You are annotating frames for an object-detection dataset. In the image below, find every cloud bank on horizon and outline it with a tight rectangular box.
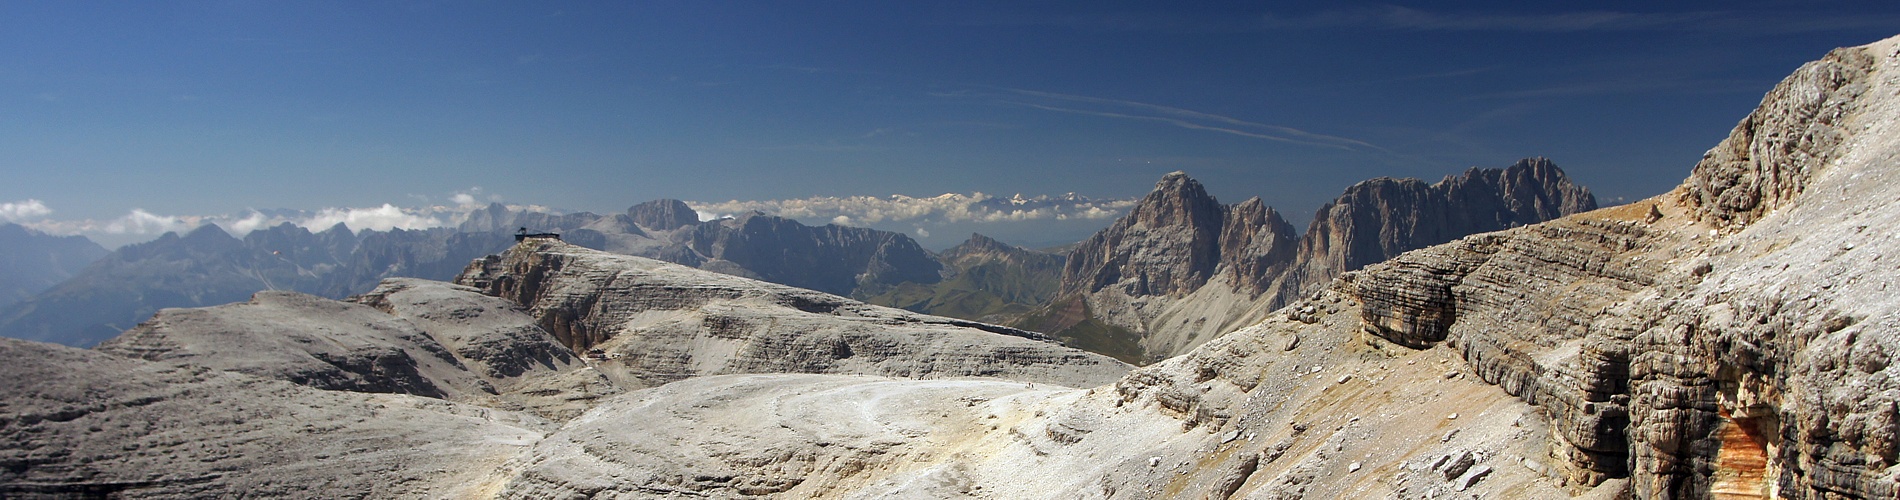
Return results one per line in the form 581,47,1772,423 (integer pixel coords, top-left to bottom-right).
0,189,1141,249
688,192,1139,227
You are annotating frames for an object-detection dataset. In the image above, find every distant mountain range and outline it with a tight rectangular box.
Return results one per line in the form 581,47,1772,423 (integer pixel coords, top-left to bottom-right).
0,200,949,347
1,160,1594,354
858,232,1066,324
0,223,108,309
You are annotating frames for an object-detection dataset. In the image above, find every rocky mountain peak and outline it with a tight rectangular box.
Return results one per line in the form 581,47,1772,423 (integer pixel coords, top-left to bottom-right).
939,233,1061,272
1217,197,1299,293
626,199,700,231
317,222,352,236
942,233,1015,261
181,224,242,249
1134,170,1223,228
456,202,514,233
1061,171,1227,298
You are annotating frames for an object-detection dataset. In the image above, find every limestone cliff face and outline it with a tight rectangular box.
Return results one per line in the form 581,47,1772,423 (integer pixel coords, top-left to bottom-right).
1341,38,1900,499
1042,160,1593,362
1681,46,1872,230
1627,41,1896,499
1218,197,1300,294
456,239,1129,389
1297,157,1596,284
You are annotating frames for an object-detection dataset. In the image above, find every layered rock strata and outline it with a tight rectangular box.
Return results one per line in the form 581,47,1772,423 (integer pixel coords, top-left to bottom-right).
1348,37,1900,499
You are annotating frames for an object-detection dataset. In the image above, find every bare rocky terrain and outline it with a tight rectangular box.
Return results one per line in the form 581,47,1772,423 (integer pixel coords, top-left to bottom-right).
0,34,1895,500
473,35,1900,499
455,240,1130,390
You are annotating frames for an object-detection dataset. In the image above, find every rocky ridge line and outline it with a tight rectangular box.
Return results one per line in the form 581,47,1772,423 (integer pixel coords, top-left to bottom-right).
1039,157,1595,362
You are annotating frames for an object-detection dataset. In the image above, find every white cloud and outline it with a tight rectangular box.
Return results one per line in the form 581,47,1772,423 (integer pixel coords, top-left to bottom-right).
17,191,530,247
222,211,275,235
450,186,488,208
0,199,53,221
302,204,443,232
103,209,198,235
914,227,930,238
690,192,1138,227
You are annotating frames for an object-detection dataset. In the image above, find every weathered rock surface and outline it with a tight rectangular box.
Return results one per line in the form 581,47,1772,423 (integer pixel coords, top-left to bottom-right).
93,280,607,419
96,290,495,400
1035,159,1594,362
0,337,551,499
488,290,1573,499
457,239,1130,390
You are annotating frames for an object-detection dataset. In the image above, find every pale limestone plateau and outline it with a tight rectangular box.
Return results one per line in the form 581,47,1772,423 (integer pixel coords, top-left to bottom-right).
454,241,1130,390
1,242,1127,497
1,35,1898,500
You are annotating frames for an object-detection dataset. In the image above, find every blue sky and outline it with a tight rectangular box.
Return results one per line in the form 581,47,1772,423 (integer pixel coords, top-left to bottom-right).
3,1,1897,248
